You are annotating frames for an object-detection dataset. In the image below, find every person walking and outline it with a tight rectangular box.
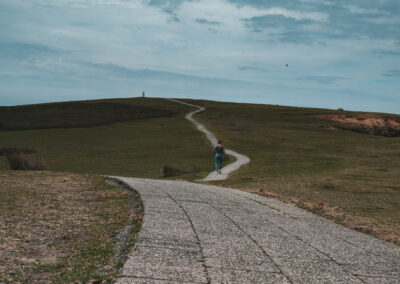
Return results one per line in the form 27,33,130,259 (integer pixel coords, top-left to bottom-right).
214,140,225,174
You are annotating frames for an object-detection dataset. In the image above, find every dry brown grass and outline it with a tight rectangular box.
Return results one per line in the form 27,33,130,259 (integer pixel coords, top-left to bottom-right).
316,114,400,137
0,171,143,283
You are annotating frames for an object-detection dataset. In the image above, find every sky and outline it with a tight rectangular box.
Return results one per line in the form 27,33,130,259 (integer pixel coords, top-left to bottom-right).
0,0,399,113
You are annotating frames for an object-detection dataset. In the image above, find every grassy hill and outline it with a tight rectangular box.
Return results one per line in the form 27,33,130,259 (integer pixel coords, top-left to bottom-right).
184,99,400,244
1,97,399,245
0,98,212,179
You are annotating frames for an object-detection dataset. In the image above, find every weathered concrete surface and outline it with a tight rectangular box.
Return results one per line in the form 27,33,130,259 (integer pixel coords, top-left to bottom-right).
115,177,400,283
166,99,250,181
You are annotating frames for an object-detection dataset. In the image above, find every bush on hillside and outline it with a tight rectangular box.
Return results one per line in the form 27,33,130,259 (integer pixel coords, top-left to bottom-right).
5,150,47,171
161,164,182,177
161,164,201,178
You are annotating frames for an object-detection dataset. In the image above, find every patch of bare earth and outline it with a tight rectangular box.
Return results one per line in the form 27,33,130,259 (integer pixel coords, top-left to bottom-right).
0,171,143,283
317,114,400,137
247,188,400,245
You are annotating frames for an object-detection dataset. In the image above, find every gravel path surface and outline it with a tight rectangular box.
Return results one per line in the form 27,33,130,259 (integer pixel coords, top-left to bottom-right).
166,99,250,181
115,177,400,284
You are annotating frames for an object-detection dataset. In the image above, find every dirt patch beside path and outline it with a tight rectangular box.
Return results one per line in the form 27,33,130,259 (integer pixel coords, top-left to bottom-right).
0,171,143,283
317,114,400,137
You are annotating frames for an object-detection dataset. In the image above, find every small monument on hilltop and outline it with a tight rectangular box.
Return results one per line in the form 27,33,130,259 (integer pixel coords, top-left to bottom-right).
142,91,145,98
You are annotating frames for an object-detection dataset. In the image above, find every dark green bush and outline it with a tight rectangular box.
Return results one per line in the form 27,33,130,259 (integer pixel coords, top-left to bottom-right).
5,151,47,170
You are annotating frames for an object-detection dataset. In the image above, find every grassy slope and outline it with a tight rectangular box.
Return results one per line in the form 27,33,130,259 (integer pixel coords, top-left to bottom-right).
2,97,399,244
185,99,400,243
0,98,212,179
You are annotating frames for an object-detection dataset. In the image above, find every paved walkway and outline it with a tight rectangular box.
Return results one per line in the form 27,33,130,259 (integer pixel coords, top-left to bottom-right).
166,99,250,181
115,178,400,283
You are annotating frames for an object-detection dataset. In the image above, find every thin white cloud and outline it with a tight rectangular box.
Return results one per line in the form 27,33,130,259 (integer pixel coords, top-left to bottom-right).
344,5,386,15
364,17,400,25
261,7,328,22
177,0,328,33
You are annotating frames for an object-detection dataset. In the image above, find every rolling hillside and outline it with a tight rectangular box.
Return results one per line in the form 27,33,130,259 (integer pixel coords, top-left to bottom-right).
186,99,400,244
1,97,399,244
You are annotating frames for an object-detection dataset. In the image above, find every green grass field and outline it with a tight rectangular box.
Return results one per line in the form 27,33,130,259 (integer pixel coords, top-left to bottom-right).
0,98,212,179
184,99,400,244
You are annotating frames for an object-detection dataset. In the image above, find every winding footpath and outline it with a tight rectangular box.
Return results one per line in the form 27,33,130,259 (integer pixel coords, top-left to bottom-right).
113,99,400,283
166,99,250,181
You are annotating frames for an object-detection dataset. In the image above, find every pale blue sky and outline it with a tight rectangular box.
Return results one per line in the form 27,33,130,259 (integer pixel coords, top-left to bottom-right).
1,0,399,113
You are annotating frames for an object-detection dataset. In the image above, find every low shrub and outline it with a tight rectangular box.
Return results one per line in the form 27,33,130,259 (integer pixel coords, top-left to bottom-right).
5,151,47,171
161,164,201,178
161,164,182,177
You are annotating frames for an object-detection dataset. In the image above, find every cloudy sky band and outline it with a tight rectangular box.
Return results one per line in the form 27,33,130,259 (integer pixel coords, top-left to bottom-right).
0,0,399,113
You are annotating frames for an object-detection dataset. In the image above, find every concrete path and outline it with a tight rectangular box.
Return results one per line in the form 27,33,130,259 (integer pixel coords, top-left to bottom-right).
166,99,250,181
115,177,400,283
